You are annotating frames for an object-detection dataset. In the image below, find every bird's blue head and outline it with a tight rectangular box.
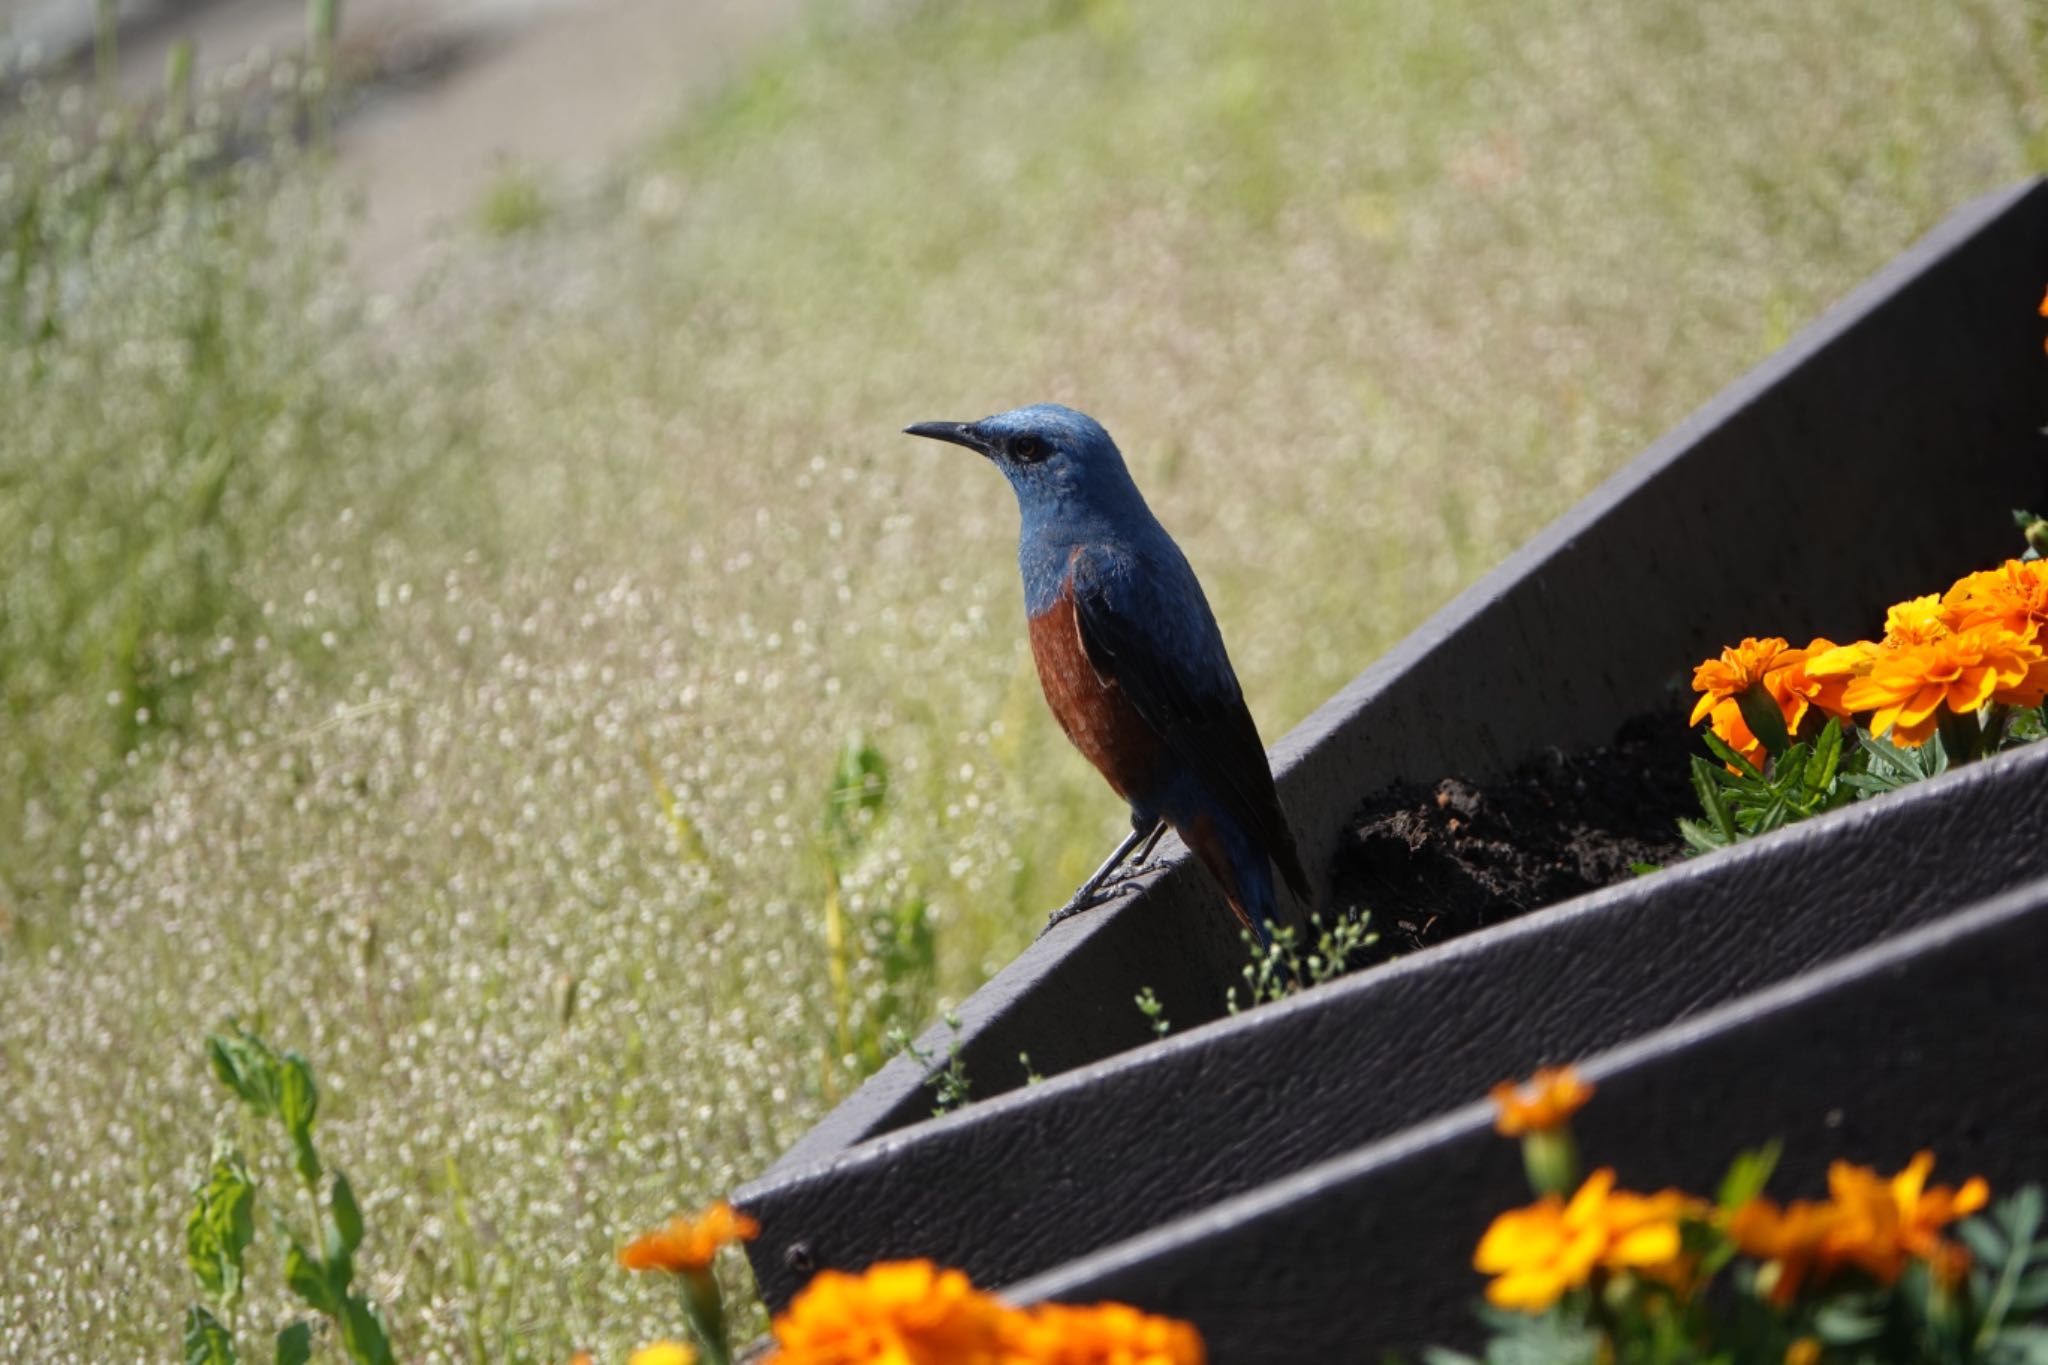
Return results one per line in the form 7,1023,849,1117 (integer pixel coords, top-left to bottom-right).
903,404,1144,522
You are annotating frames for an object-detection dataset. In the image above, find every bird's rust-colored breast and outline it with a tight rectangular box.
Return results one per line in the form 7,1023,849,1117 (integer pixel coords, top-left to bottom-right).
1028,584,1165,801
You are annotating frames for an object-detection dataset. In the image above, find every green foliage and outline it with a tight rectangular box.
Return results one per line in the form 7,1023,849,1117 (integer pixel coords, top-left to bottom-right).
183,1305,239,1365
1681,719,1855,853
1965,1187,2048,1352
0,71,485,946
1685,703,2047,851
475,162,550,237
274,1321,313,1365
819,735,938,1079
1716,1141,1783,1213
893,1012,972,1116
187,1026,393,1365
186,1147,256,1312
1226,910,1377,1013
2012,508,2047,562
1135,986,1172,1038
1841,725,1953,798
1426,1307,1603,1365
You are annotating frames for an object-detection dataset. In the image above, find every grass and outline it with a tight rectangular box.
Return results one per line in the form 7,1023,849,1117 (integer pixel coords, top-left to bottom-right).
2,0,2043,1357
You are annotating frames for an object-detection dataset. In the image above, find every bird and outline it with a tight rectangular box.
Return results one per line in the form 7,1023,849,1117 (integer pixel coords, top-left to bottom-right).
904,403,1310,944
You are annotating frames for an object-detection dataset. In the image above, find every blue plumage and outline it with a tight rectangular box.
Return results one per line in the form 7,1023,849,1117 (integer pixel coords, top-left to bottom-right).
905,404,1310,942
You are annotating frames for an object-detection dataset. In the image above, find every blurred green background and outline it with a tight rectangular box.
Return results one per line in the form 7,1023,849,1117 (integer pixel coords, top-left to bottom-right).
2,0,2043,1357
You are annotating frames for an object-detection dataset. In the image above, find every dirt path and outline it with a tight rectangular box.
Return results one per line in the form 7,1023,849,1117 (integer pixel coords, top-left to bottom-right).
1,0,806,288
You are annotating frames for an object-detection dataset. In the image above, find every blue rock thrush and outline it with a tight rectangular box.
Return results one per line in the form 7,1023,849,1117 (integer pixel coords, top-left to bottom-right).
905,404,1310,942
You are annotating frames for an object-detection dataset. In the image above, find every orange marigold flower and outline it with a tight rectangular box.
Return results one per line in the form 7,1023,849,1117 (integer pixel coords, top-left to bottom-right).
1689,637,1814,768
2039,283,2048,317
627,1343,697,1365
1474,1169,1696,1312
1944,559,2048,645
1730,1153,1988,1303
770,1260,1019,1365
1773,637,1860,723
1012,1302,1207,1365
619,1201,760,1274
1804,639,1881,683
1883,594,1954,646
1728,1196,1843,1305
1824,1151,1989,1285
1689,637,1806,726
1491,1067,1594,1136
1784,1338,1822,1365
1840,626,2048,745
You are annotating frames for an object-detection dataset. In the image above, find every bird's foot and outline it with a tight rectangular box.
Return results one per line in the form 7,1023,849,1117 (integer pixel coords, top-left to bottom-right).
1040,875,1144,935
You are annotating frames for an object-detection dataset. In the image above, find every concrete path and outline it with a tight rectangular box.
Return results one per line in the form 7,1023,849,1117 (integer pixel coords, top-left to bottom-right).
1,0,805,287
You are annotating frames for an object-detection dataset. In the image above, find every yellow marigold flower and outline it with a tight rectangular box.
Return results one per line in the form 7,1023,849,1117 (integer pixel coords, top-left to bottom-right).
619,1201,760,1274
1490,1067,1593,1136
1474,1169,1694,1312
770,1259,1019,1365
628,1343,697,1365
1944,559,2048,645
1012,1301,1207,1365
1784,1338,1822,1365
1840,626,2048,745
1689,637,1813,768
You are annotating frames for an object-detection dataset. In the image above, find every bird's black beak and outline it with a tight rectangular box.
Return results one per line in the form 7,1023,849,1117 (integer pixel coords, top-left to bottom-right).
903,421,992,456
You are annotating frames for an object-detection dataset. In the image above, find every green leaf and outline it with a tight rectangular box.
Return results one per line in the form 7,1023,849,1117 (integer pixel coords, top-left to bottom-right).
1689,756,1737,842
279,1053,318,1134
1716,1140,1782,1210
274,1322,313,1365
1989,1325,2048,1364
1961,1216,2011,1267
822,733,890,850
184,1305,239,1365
2014,1267,2048,1312
1810,718,1843,792
327,1172,363,1260
1421,1351,1482,1365
1699,729,1765,782
186,1150,256,1308
341,1297,396,1365
1774,741,1810,792
1678,817,1729,854
206,1027,281,1116
285,1240,342,1317
1813,1300,1885,1343
1734,686,1790,757
279,1053,321,1184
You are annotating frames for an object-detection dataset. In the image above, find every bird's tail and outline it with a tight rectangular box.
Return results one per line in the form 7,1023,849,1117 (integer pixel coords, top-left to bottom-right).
1271,825,1311,908
1182,812,1281,950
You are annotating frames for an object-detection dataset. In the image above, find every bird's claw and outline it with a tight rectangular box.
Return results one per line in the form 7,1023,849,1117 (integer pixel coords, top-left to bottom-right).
1040,872,1148,935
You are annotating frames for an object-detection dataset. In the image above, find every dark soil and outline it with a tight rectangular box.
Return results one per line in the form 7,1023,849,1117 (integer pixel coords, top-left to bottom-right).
1328,714,1696,962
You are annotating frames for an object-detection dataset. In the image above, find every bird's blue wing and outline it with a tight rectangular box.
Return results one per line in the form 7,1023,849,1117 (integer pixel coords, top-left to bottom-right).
1068,543,1310,902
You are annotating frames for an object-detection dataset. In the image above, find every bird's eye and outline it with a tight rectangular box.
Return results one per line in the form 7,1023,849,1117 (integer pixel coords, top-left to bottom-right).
1012,436,1045,461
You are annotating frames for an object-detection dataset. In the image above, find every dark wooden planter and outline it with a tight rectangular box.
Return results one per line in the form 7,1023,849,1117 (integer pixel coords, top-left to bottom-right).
736,176,2048,1320
1008,870,2048,1361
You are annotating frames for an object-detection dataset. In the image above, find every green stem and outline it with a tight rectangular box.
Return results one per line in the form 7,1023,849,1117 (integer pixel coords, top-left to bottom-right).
1935,706,1982,766
680,1270,732,1365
